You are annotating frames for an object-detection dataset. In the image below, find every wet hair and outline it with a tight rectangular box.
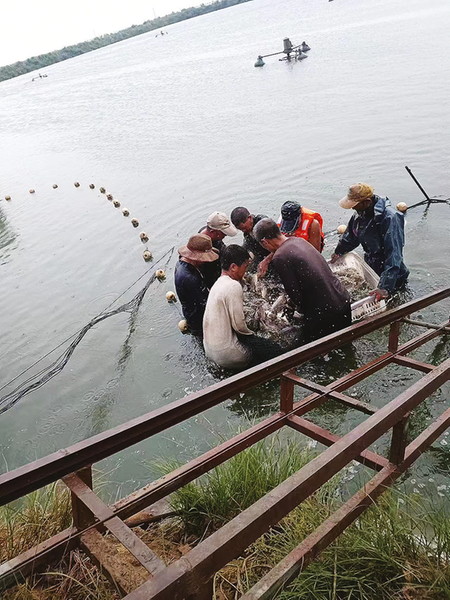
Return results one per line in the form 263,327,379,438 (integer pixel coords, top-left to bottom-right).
221,244,250,270
253,218,282,242
230,207,250,227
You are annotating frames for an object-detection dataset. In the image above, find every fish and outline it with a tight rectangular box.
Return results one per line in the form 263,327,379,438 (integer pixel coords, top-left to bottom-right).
243,273,301,346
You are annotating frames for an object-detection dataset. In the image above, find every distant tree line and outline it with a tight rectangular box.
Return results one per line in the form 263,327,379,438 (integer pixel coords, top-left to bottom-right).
0,0,252,83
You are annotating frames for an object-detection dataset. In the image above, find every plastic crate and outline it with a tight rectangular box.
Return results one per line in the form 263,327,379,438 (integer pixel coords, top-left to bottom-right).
329,252,387,321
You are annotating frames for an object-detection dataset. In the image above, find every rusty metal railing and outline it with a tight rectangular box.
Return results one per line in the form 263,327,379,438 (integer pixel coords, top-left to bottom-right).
1,287,450,599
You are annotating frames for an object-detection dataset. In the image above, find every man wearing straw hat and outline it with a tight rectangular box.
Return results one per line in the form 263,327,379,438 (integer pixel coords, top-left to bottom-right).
175,234,219,335
332,183,409,300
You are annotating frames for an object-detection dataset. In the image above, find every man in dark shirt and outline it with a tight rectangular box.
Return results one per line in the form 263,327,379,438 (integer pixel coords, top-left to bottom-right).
198,211,237,289
332,183,409,301
174,234,219,335
254,218,351,342
230,207,271,264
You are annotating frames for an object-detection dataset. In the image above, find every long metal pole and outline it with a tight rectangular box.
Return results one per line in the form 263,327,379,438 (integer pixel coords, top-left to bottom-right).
405,165,431,202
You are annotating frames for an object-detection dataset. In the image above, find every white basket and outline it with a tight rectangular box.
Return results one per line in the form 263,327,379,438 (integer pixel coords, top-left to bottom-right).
329,252,387,321
350,296,387,321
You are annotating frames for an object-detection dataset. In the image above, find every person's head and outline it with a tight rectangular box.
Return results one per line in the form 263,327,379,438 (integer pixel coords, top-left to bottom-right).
178,233,219,266
339,183,374,212
221,244,250,281
253,218,285,253
231,207,253,234
206,211,238,240
279,201,302,235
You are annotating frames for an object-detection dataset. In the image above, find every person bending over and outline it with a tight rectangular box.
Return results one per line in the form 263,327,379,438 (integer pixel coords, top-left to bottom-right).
331,183,409,301
199,211,237,289
203,245,282,370
254,218,351,342
278,200,324,253
175,234,219,335
257,200,325,276
230,207,271,264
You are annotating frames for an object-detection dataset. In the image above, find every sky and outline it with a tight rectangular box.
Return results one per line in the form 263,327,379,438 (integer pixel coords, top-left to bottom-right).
0,0,198,66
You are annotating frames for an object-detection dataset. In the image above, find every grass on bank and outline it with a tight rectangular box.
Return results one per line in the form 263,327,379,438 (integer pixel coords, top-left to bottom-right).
2,436,450,599
0,483,72,563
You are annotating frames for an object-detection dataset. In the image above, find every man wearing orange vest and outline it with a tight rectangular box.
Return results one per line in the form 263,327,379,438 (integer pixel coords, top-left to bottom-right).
277,200,324,253
258,201,325,277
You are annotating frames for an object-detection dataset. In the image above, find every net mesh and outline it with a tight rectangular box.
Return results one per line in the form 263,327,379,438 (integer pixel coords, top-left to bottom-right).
0,247,174,415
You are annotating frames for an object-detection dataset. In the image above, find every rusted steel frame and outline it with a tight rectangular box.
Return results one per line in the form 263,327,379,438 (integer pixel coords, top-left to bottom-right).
389,414,410,464
0,526,78,592
70,466,95,529
63,473,164,574
116,349,407,523
283,372,377,414
3,319,440,577
389,320,401,352
242,404,450,600
402,317,450,332
392,355,435,373
0,357,390,592
241,462,397,599
1,319,447,589
124,358,450,600
280,376,294,413
0,414,288,587
287,415,389,472
80,529,132,596
2,288,449,506
288,320,449,420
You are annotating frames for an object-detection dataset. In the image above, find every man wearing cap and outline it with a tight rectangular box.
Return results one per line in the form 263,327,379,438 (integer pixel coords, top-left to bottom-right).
175,234,219,336
230,207,271,264
332,183,409,300
203,245,282,369
254,218,351,342
277,201,324,253
256,200,324,277
199,211,238,289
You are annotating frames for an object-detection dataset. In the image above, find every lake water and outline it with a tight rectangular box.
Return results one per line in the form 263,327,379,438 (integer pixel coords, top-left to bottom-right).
1,0,450,500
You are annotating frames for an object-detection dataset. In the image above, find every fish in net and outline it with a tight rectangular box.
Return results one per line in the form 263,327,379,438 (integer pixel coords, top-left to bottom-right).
334,267,372,301
243,273,302,347
0,248,174,415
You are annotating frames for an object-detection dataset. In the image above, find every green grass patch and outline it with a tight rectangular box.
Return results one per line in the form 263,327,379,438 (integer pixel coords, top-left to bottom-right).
0,483,72,563
159,434,317,536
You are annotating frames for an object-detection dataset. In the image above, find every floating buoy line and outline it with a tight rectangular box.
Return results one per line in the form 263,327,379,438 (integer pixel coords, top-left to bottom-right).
1,180,152,263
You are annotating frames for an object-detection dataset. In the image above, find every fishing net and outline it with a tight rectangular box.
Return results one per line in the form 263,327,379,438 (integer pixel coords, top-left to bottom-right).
0,247,174,415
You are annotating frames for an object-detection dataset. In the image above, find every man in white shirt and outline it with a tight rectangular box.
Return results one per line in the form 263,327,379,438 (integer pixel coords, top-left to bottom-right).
203,245,282,370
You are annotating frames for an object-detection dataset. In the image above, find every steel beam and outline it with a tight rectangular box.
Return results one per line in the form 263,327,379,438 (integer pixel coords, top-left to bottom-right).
1,288,448,506
287,415,388,471
124,358,450,600
392,355,435,372
63,473,164,575
242,404,450,599
283,373,377,414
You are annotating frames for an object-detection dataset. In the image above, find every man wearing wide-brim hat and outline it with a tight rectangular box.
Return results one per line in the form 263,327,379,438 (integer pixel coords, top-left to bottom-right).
332,183,409,300
175,234,219,335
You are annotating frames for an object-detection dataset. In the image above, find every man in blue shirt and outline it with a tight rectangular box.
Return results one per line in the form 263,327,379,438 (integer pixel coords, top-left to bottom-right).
175,234,219,335
332,183,409,301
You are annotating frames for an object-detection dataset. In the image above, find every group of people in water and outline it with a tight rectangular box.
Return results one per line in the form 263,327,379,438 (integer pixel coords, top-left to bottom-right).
174,183,409,370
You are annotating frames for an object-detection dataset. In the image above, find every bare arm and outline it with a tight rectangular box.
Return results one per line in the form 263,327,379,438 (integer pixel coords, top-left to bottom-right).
308,219,322,253
257,252,274,277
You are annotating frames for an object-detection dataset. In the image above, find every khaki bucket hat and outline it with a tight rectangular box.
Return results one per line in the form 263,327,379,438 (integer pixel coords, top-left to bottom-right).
178,234,219,262
339,183,374,209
